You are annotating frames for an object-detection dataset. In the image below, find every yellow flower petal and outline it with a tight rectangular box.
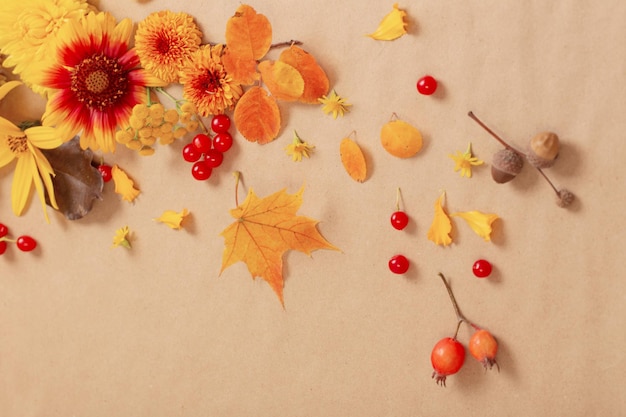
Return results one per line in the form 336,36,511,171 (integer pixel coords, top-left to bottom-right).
427,193,453,246
11,155,35,217
0,81,22,101
112,226,132,249
367,3,408,41
111,165,140,202
155,209,189,230
451,211,499,242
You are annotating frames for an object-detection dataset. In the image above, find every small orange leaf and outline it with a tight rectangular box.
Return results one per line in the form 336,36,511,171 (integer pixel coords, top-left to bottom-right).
223,4,272,85
234,86,281,144
220,186,339,306
279,45,330,104
258,60,304,101
381,118,423,158
340,137,367,182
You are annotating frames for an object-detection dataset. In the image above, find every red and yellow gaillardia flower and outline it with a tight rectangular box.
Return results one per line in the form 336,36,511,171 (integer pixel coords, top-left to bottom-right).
38,12,164,153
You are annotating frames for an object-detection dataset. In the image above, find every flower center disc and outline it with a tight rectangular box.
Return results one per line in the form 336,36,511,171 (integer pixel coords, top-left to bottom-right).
71,53,129,111
85,70,109,93
8,135,29,155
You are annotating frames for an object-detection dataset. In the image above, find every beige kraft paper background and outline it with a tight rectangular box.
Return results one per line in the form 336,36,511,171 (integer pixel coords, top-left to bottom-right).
1,1,625,416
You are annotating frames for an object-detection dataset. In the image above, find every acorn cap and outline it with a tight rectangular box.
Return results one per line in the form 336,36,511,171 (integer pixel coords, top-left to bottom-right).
491,148,524,183
527,131,560,168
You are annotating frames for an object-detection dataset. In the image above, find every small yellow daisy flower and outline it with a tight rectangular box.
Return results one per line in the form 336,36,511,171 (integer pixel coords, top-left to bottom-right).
449,142,484,178
319,90,351,119
285,131,314,162
112,226,132,249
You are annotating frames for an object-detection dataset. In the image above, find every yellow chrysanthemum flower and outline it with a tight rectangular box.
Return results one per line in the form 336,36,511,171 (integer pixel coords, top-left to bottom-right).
285,131,314,162
0,0,95,96
180,44,243,117
134,11,202,84
0,81,64,222
319,90,351,119
112,226,131,249
449,143,484,178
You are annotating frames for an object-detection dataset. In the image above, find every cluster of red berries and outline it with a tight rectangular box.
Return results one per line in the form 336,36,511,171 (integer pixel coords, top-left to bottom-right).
388,188,411,274
0,222,37,255
182,114,234,181
431,273,499,387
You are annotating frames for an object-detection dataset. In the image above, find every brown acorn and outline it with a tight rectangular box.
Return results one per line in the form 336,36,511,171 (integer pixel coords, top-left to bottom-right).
526,132,560,168
491,148,524,183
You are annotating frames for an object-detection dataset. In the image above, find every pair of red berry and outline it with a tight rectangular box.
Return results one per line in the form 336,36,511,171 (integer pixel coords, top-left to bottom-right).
388,188,411,274
430,273,499,387
0,223,37,255
182,114,233,181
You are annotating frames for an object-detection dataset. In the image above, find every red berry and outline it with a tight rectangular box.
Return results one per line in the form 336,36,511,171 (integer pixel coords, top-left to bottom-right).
0,223,8,238
182,143,202,162
16,235,37,252
97,164,113,182
431,337,466,386
417,75,438,95
0,241,7,255
388,254,409,274
213,132,233,152
469,329,499,371
472,259,492,278
191,160,212,181
204,149,224,168
390,211,409,230
192,133,212,154
211,114,231,133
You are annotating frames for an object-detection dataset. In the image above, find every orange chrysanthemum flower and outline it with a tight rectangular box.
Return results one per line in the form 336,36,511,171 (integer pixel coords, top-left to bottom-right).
134,10,202,84
179,44,243,117
38,12,164,153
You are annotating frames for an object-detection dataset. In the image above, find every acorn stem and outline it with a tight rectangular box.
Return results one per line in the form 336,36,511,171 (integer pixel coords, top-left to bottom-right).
535,166,560,195
467,111,525,156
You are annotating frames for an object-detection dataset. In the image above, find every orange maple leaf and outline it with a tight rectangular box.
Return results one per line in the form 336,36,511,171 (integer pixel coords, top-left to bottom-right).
219,186,339,306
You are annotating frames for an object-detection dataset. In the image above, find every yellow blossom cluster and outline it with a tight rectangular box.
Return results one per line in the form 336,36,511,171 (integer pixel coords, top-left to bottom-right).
116,101,200,155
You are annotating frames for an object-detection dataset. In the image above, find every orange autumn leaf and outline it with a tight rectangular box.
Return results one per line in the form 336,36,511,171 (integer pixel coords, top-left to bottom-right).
279,45,330,103
234,86,281,144
258,60,304,101
427,193,452,246
340,137,367,182
223,4,272,85
220,186,339,306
